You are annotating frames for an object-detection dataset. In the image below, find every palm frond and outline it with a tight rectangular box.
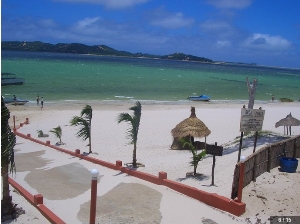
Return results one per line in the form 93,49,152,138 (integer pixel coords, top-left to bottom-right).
70,116,85,126
49,126,62,138
1,100,16,173
117,113,133,124
1,131,16,173
81,105,92,120
129,101,142,118
70,116,90,140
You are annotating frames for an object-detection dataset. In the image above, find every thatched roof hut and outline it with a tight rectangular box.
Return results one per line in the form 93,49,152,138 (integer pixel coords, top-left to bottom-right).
171,107,211,150
275,113,300,135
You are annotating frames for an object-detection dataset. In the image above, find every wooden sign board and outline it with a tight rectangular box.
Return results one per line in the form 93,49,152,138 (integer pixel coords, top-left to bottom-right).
206,144,223,156
240,108,265,132
193,141,223,156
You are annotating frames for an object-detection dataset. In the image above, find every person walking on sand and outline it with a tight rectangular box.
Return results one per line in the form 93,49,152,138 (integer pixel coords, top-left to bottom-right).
37,95,40,105
41,97,44,109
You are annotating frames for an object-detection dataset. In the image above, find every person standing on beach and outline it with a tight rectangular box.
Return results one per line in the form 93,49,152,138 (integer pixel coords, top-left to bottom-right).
272,95,275,101
13,95,17,106
41,97,44,109
37,95,40,105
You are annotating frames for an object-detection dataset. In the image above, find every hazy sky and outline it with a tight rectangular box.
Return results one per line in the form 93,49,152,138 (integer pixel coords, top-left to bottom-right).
2,0,300,68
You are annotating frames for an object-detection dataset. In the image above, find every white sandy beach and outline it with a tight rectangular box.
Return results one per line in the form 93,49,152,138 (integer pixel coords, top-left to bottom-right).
4,101,300,224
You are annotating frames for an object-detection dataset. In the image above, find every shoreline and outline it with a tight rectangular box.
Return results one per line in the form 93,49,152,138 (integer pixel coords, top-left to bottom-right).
8,98,299,107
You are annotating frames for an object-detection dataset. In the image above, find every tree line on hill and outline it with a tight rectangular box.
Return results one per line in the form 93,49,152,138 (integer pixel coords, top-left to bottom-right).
1,41,213,63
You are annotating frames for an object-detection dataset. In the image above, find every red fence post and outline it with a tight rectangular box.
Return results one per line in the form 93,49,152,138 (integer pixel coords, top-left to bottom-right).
90,169,99,224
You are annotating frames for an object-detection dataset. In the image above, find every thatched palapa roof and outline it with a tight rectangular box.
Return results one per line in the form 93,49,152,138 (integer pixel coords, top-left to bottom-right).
275,113,300,127
171,107,211,139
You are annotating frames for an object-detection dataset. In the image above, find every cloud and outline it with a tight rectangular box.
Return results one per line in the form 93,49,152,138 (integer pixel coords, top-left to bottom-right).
207,0,252,9
54,0,149,9
73,17,101,30
213,40,231,48
38,19,57,28
242,33,292,51
200,20,241,39
148,7,194,29
200,20,232,31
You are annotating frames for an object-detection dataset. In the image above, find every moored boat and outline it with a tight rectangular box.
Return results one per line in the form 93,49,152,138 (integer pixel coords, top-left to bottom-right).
1,73,25,86
279,98,293,102
3,97,29,105
187,94,211,101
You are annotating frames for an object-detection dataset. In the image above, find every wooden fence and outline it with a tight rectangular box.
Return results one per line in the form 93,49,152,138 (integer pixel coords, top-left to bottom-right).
231,135,300,199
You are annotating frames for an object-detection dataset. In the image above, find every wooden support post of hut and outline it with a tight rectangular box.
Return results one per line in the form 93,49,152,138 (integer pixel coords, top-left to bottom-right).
275,113,300,136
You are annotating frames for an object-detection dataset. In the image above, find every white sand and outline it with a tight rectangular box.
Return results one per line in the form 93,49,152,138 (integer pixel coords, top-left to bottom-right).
5,101,300,223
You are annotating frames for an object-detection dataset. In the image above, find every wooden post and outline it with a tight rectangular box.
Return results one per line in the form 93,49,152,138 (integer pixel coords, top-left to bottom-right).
211,142,217,186
211,155,216,186
253,107,263,153
237,161,245,203
252,154,257,182
246,77,258,109
253,131,258,153
267,146,272,172
246,77,259,155
293,139,297,159
238,132,243,163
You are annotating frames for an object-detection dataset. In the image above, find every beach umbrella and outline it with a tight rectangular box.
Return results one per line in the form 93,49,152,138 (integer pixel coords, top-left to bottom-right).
275,113,300,135
171,107,211,150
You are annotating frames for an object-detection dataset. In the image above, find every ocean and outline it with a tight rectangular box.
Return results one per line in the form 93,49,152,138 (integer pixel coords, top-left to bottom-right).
1,50,300,104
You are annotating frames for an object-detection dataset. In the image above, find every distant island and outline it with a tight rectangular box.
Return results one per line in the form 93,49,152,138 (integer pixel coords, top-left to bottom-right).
2,41,213,63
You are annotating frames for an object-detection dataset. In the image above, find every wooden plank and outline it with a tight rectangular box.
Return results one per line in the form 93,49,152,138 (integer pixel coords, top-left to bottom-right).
267,146,271,172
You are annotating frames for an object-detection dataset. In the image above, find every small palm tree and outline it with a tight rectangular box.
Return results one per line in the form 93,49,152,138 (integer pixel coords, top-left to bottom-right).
70,105,92,153
37,130,44,137
37,130,49,137
1,96,17,217
50,126,63,145
117,101,142,168
180,138,206,176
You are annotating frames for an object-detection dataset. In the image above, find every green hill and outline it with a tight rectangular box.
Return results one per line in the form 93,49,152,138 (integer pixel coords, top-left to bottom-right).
1,41,212,63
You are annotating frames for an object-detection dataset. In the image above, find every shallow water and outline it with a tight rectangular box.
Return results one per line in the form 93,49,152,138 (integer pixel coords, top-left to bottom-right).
2,51,300,103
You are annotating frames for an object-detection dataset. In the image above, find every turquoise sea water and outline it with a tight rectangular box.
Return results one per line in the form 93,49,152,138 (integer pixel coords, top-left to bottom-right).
1,51,300,103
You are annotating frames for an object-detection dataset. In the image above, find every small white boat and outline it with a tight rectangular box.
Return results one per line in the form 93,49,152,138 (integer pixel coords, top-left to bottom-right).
187,95,211,101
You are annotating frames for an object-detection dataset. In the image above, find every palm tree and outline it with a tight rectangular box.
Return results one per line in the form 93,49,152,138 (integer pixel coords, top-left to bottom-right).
49,126,63,145
70,105,92,153
180,138,206,176
1,96,17,217
37,130,49,137
117,101,142,168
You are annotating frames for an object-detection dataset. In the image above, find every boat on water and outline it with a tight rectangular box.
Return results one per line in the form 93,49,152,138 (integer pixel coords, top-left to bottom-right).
279,98,294,102
1,73,25,86
3,97,29,105
187,94,211,101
